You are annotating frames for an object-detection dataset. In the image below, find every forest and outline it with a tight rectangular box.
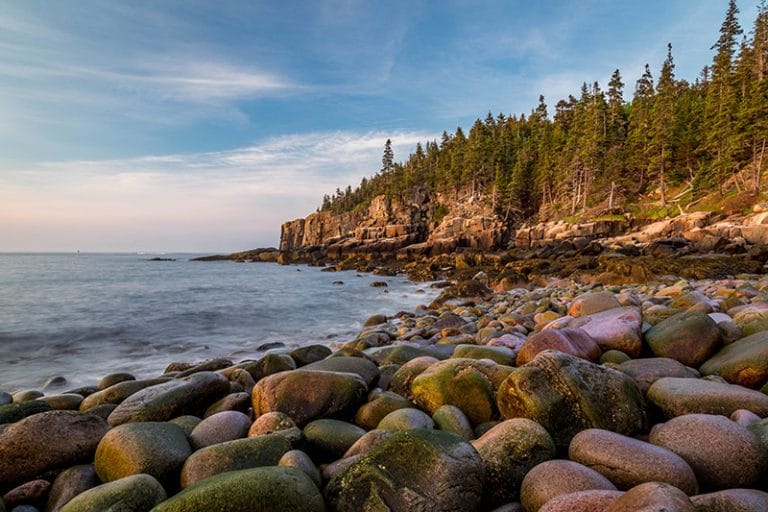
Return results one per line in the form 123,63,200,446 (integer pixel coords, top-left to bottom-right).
320,1,768,224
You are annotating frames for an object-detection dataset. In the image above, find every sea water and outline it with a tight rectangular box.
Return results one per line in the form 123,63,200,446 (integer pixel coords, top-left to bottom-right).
0,253,437,392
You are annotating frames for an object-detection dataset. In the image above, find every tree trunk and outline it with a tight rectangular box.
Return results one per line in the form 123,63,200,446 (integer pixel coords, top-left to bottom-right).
609,181,616,210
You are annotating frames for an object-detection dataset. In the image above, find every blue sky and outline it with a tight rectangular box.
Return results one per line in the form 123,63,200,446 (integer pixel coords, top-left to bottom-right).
0,1,760,252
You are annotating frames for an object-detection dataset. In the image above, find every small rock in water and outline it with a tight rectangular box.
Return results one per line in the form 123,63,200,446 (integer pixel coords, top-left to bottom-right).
332,280,344,285
370,281,388,287
256,342,285,351
41,376,67,390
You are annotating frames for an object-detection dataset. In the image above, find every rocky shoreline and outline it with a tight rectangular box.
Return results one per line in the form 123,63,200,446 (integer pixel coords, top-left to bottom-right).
0,272,767,510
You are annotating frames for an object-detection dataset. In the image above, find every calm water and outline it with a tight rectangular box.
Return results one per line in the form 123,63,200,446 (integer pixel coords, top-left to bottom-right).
0,253,436,392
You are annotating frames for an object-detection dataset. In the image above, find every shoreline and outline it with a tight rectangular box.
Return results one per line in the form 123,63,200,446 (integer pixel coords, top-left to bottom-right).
0,270,767,510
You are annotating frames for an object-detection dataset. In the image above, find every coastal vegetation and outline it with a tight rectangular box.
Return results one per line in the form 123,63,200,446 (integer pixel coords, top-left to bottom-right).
321,0,768,224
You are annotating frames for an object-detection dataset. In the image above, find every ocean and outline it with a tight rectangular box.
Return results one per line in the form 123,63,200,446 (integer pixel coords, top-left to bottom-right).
0,253,436,393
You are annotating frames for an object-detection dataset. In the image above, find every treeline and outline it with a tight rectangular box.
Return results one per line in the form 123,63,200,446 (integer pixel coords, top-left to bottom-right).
321,1,768,222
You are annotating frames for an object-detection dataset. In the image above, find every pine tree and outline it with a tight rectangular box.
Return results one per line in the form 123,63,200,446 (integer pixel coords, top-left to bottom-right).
650,44,677,206
627,64,655,192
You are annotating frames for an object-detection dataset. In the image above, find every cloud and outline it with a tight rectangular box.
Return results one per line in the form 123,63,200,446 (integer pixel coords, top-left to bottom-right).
0,130,432,252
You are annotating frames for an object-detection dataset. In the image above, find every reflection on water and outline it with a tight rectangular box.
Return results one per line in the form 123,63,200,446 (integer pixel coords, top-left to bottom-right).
0,253,435,392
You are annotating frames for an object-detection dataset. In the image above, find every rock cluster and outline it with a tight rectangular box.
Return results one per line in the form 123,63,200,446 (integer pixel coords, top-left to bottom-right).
2,274,768,511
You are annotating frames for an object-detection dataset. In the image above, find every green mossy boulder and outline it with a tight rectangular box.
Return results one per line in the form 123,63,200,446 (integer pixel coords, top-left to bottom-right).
699,330,768,389
0,400,51,424
411,358,510,425
646,310,722,367
432,404,474,440
471,418,556,508
107,372,230,426
152,467,325,512
303,419,366,462
354,390,412,430
325,429,484,512
452,344,516,365
180,433,292,488
377,408,435,431
59,474,166,512
388,356,440,400
496,350,646,448
251,370,367,426
94,422,192,491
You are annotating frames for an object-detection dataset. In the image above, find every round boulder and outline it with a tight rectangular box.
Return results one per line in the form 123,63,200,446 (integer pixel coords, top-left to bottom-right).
647,377,768,418
46,464,99,512
645,310,722,368
699,330,768,389
569,428,698,494
649,413,768,489
189,411,251,450
303,419,366,461
59,474,166,512
605,482,694,512
151,467,324,512
472,418,556,508
94,422,192,491
377,408,434,431
520,460,617,512
516,328,601,366
690,488,768,512
326,429,484,512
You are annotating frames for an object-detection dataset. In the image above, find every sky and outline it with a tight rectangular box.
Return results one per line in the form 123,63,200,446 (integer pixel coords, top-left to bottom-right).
0,1,761,252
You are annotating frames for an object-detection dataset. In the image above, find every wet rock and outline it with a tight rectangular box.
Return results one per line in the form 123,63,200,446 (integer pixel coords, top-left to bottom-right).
432,404,474,440
168,415,202,437
605,482,694,512
12,390,44,402
363,314,387,326
646,311,722,367
342,429,394,458
107,372,230,426
153,467,324,512
0,401,52,424
94,422,191,491
58,474,166,512
388,356,440,399
377,408,435,431
732,304,768,336
79,378,172,411
411,358,509,425
568,292,622,317
303,419,366,461
497,351,646,448
354,390,412,430
303,356,380,388
0,392,11,406
180,433,292,488
234,354,296,382
565,307,643,357
649,413,768,489
203,392,250,417
520,460,617,512
188,411,251,450
97,373,136,389
175,358,233,378
248,411,299,439
538,490,623,512
690,488,768,512
647,377,768,418
0,411,109,487
452,344,516,365
326,429,484,512
278,450,322,488
569,428,698,494
2,480,50,509
616,358,699,395
251,370,367,426
472,418,556,508
290,345,333,367
516,328,601,366
699,330,768,389
45,464,99,512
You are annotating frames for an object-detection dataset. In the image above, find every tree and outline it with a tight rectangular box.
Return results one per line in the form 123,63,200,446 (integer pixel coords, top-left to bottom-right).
627,64,655,192
650,44,677,206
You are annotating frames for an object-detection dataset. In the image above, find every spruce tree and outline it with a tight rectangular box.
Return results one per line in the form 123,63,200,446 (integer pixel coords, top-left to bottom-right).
650,44,677,206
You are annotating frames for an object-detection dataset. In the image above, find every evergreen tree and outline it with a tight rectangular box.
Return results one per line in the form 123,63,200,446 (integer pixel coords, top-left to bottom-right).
627,64,655,192
650,44,677,206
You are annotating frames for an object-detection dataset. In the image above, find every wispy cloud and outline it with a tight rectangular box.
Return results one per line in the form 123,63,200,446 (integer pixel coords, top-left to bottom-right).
0,131,431,252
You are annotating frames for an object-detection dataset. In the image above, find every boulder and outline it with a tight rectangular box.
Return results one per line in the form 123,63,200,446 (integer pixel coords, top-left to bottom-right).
690,489,768,512
516,328,601,366
97,372,136,389
152,467,325,512
58,474,166,512
471,418,556,508
0,401,51,424
732,304,768,336
303,419,366,461
377,408,435,431
699,331,768,389
354,391,412,430
520,460,617,512
649,413,768,489
616,358,699,395
79,378,171,411
605,482,694,512
538,490,623,512
46,464,99,512
432,405,474,440
452,344,516,366
0,411,109,487
564,307,643,357
647,377,768,418
325,429,484,512
251,370,367,426
3,479,50,509
278,450,322,488
568,292,622,317
411,358,511,425
290,345,332,367
388,356,439,400
188,411,251,450
303,356,380,388
497,351,646,448
107,372,230,426
646,311,722,367
569,428,698,494
180,433,292,488
94,422,191,491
